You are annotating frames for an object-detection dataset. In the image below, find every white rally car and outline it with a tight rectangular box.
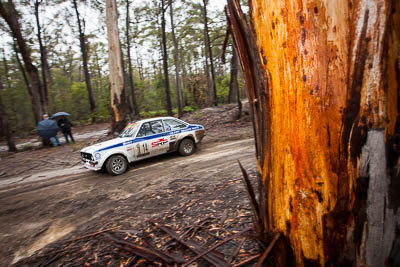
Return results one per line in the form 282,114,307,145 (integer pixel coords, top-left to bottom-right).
80,117,205,175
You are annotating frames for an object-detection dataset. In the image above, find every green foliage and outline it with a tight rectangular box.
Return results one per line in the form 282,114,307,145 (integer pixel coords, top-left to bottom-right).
0,0,240,138
183,106,195,113
139,109,168,118
216,75,231,104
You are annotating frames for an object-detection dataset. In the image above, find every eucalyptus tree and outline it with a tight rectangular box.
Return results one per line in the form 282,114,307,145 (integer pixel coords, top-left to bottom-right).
160,0,172,116
125,0,139,116
72,0,96,119
227,0,400,265
169,0,183,117
106,0,130,132
0,0,47,123
33,0,51,111
0,50,16,151
201,0,217,106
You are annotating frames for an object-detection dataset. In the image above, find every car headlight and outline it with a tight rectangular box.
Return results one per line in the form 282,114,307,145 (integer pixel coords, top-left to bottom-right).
95,153,101,160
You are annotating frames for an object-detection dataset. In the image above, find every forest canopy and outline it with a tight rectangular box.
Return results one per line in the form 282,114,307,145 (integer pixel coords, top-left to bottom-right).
0,0,246,136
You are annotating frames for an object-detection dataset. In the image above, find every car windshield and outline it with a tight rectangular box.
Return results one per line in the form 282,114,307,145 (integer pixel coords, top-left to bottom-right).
119,122,140,138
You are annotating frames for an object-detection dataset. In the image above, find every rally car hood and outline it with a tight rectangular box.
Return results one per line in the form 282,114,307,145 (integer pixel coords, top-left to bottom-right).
81,137,132,154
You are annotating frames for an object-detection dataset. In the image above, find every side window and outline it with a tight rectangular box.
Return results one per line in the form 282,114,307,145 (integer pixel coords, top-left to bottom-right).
137,122,151,137
163,119,187,131
136,121,165,137
150,120,164,134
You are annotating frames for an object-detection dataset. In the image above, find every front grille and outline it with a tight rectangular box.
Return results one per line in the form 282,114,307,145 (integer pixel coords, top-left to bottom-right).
81,152,93,161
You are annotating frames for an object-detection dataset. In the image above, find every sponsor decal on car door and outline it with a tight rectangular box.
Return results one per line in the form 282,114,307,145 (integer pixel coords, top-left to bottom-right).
150,137,169,155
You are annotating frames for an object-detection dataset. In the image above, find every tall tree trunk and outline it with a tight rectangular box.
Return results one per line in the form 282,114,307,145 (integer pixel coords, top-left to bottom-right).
203,46,211,102
106,0,130,132
33,0,49,112
12,41,33,101
169,0,183,117
120,45,132,114
125,0,139,116
0,0,45,124
230,46,242,119
227,0,400,266
72,0,96,118
0,56,16,152
0,81,16,152
202,0,217,106
228,46,239,104
161,0,173,116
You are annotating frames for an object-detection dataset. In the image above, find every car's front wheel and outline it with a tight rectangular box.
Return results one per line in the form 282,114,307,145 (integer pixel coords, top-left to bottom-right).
179,138,195,156
105,155,128,175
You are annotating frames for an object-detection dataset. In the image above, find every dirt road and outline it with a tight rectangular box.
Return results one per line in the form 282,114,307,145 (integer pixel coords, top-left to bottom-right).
0,136,256,265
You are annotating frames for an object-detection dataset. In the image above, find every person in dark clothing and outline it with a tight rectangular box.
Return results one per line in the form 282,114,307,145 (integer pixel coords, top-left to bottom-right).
57,116,75,144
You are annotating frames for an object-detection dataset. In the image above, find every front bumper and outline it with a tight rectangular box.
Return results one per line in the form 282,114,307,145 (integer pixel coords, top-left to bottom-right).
82,159,102,171
195,129,206,142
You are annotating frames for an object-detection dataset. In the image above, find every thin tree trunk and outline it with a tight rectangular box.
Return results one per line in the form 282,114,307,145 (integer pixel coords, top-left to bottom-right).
120,45,132,114
125,0,139,116
161,0,173,116
203,47,211,103
0,0,45,124
227,0,400,266
12,41,32,100
228,46,239,103
2,49,10,90
0,89,16,152
230,46,241,119
72,0,96,118
106,0,130,132
169,0,183,117
202,0,217,106
0,57,16,152
33,0,49,112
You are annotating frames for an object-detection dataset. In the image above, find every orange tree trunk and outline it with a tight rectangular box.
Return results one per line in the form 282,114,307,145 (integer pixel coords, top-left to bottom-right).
227,0,400,265
106,0,130,132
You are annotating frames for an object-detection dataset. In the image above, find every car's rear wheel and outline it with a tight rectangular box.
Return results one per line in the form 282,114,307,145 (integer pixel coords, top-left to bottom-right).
106,155,128,175
179,138,195,156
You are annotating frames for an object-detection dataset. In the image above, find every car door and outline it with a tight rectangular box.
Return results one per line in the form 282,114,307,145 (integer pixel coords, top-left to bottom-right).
163,118,188,150
135,120,169,158
148,120,169,156
134,122,152,159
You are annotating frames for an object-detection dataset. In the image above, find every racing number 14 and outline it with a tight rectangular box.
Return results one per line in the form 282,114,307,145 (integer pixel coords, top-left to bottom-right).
137,143,149,157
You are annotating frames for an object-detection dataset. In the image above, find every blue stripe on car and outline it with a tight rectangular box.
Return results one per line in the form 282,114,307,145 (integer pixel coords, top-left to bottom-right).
96,125,203,153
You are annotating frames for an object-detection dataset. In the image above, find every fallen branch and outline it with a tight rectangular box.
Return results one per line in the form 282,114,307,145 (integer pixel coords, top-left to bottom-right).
238,161,262,234
160,225,229,267
106,234,176,264
232,254,260,267
228,237,246,264
182,226,252,266
255,233,281,267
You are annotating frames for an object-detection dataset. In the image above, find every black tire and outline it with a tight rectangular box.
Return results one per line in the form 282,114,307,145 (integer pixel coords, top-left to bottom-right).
178,138,195,156
105,155,128,175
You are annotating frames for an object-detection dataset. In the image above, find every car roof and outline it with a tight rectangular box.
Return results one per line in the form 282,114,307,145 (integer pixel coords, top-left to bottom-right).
133,116,182,124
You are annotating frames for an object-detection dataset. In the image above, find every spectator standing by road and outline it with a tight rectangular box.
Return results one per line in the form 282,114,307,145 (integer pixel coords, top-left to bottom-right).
37,114,61,147
57,116,75,144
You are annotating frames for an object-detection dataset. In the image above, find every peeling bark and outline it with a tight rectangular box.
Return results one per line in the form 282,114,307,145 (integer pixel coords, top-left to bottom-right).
227,0,400,265
106,0,130,132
